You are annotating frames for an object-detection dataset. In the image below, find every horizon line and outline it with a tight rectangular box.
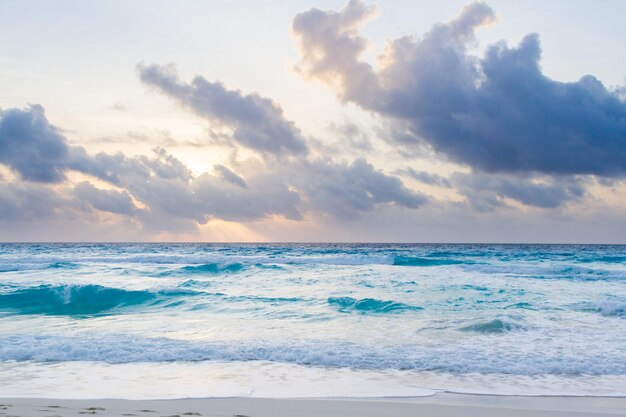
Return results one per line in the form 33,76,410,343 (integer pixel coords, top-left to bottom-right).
0,241,624,245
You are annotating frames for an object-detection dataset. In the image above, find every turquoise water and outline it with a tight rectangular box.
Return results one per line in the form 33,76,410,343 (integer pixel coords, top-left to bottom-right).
0,243,624,398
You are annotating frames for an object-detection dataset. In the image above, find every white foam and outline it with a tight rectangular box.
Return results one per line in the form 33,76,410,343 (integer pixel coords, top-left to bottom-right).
0,361,436,399
0,361,624,400
590,299,626,316
1,334,625,376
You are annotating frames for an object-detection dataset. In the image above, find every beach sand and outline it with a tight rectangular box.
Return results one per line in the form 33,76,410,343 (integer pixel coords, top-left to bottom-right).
1,394,625,417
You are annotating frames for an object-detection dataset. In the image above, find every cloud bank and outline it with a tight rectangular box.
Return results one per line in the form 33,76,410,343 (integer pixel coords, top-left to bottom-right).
0,99,425,232
293,1,626,177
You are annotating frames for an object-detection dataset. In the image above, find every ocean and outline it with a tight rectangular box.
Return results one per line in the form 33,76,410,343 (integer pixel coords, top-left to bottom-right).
0,243,624,399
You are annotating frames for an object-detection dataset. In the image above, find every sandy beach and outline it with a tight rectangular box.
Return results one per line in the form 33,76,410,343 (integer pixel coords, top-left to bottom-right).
2,394,625,417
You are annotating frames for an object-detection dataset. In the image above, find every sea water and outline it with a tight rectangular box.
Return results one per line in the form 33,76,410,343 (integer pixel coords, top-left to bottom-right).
0,243,624,398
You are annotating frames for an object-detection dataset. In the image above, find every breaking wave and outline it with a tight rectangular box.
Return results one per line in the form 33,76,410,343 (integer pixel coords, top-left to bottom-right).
327,297,422,314
0,285,195,316
0,334,624,376
460,318,526,333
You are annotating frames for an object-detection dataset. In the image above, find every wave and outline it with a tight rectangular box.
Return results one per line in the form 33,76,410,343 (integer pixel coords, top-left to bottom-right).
580,300,626,317
3,248,622,273
0,261,81,272
0,285,194,316
1,334,624,376
577,255,626,264
227,295,307,304
0,252,472,270
0,254,394,270
179,262,246,274
327,297,422,314
1,244,624,268
0,282,326,317
460,319,526,333
504,302,535,310
47,261,80,269
461,263,624,281
179,279,213,289
393,256,465,267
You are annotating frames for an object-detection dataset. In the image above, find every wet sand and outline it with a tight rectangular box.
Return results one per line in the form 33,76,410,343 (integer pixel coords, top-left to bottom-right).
1,393,626,417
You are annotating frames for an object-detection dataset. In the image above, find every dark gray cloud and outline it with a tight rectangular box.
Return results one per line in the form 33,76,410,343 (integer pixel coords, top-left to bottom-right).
73,182,139,216
138,63,309,156
214,165,248,188
293,1,626,177
0,182,67,221
0,105,117,185
452,173,587,211
298,158,428,220
0,181,139,223
0,105,72,182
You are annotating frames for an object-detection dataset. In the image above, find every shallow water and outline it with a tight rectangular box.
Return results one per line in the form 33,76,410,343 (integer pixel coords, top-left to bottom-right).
0,243,624,398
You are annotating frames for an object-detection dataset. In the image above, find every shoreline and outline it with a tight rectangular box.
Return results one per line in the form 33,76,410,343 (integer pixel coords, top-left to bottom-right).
2,393,626,417
3,360,625,399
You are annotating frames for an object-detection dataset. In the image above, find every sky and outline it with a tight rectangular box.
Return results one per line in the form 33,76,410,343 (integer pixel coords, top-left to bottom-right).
0,0,625,243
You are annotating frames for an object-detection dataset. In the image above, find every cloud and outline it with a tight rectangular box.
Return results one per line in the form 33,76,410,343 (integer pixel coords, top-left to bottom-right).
214,165,248,188
135,64,427,222
328,121,372,152
190,155,428,223
0,105,122,185
452,173,587,211
396,167,584,210
292,0,380,106
0,103,424,232
138,63,309,156
0,105,72,182
78,149,303,226
73,182,140,216
0,182,67,221
397,167,452,188
293,1,626,177
193,168,302,222
297,158,427,220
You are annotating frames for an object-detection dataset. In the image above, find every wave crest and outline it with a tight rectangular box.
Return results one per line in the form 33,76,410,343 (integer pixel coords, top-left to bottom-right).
179,262,246,274
0,285,172,316
327,297,422,314
460,319,525,333
1,334,624,376
393,256,464,267
587,300,626,317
